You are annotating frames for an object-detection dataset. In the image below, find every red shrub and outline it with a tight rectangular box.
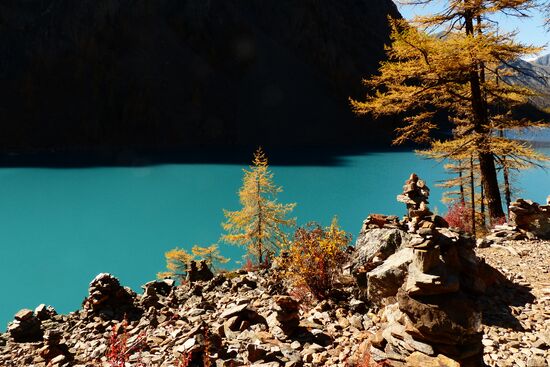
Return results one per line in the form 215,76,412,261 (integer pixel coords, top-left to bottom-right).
242,258,255,272
106,320,146,367
444,201,473,233
176,352,192,367
346,345,392,367
491,216,507,227
107,322,128,367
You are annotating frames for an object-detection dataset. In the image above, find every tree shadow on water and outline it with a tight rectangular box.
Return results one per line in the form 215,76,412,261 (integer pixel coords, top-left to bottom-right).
0,145,414,168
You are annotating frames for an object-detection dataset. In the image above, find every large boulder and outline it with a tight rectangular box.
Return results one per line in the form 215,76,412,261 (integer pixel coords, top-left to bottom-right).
352,227,411,268
367,247,414,303
397,290,482,347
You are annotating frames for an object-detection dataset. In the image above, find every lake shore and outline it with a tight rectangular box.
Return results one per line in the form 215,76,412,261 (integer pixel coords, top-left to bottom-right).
1,224,549,366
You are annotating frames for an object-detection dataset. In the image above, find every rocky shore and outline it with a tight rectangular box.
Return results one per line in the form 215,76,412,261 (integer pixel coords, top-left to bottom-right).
1,182,549,367
2,239,548,367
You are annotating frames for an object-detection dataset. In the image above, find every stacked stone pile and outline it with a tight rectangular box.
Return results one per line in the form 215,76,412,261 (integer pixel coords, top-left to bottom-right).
82,273,142,321
38,329,73,366
188,260,215,283
7,309,43,343
351,174,504,366
477,196,550,247
509,198,550,240
480,223,524,247
364,234,488,365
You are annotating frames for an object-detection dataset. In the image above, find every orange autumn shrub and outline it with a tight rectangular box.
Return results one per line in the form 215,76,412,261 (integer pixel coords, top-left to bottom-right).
285,217,351,300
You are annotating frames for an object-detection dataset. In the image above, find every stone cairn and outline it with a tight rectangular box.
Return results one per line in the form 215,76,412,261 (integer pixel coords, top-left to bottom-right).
479,196,550,246
396,173,448,234
7,303,60,345
82,273,142,321
359,174,487,366
268,295,301,337
397,173,430,232
509,198,550,239
7,308,43,343
188,260,215,283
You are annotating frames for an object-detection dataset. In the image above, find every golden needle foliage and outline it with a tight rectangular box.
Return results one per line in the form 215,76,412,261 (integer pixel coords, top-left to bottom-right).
158,244,228,281
222,147,296,265
191,244,230,272
351,0,549,220
157,247,194,282
285,218,351,300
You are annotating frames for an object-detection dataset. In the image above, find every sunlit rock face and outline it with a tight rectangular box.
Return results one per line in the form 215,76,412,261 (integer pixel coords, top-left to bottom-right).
0,0,400,154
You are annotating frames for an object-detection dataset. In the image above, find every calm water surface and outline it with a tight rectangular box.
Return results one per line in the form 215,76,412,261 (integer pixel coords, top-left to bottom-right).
1,149,549,328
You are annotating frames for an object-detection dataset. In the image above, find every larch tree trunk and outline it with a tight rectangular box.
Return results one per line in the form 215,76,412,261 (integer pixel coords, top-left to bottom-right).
464,6,505,220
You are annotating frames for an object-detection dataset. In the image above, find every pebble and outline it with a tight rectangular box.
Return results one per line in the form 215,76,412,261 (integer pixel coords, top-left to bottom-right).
479,239,550,367
0,233,548,367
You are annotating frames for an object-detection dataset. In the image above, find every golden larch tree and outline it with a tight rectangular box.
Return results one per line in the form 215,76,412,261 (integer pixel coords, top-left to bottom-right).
352,0,549,221
191,244,230,272
157,247,194,282
221,147,296,265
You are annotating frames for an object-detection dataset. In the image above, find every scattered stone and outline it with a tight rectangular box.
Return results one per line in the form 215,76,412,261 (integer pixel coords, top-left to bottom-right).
406,352,460,367
0,184,547,367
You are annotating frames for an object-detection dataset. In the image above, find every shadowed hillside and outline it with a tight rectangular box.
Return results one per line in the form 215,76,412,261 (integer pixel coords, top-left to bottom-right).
0,0,400,163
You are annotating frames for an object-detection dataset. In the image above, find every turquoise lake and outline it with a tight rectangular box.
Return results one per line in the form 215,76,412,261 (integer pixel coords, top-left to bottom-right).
1,148,549,329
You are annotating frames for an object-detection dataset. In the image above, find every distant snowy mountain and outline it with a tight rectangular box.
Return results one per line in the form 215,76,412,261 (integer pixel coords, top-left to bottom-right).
533,54,550,67
509,54,550,111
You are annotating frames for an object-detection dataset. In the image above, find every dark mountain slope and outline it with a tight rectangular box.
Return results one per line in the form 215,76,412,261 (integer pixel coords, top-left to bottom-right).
0,0,400,161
